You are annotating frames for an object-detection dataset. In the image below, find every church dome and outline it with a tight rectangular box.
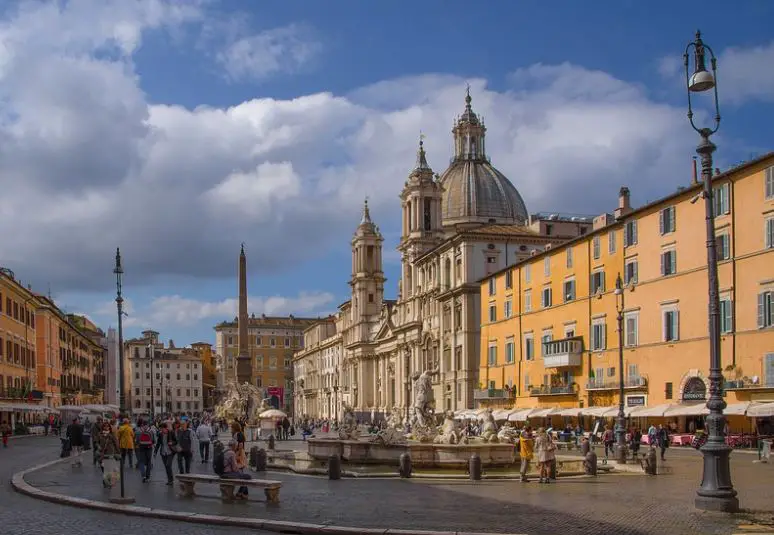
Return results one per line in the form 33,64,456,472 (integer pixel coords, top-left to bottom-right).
438,91,528,226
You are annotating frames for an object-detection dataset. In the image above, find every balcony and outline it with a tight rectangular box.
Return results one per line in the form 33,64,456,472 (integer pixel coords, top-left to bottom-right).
529,385,578,396
542,337,583,368
474,388,515,400
585,376,648,391
724,378,774,391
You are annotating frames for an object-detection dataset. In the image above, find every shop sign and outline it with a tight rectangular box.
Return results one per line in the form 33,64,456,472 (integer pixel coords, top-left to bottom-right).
682,377,707,401
626,395,646,407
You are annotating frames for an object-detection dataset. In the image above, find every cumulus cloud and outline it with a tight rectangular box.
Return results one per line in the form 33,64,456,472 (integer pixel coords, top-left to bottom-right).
112,291,335,328
0,0,710,299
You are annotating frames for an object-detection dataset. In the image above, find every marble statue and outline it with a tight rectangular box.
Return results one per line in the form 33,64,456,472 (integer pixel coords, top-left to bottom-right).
338,402,360,441
372,408,407,446
496,421,519,444
409,368,439,442
478,409,500,443
434,410,465,445
214,361,265,424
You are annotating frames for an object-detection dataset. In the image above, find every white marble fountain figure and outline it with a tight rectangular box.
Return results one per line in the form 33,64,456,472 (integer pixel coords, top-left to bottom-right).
408,368,439,443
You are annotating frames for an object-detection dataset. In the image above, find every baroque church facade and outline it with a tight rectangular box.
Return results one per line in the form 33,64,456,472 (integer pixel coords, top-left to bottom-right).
294,93,592,421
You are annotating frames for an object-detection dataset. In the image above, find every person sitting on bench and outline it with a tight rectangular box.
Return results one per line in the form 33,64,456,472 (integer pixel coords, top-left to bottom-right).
222,439,252,499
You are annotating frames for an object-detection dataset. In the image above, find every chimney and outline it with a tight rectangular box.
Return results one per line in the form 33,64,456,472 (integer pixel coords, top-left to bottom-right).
692,157,698,185
169,339,175,349
614,186,632,221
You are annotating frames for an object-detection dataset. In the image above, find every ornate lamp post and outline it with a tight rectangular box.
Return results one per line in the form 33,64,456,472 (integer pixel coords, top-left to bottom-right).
614,274,628,464
684,30,738,513
111,248,134,504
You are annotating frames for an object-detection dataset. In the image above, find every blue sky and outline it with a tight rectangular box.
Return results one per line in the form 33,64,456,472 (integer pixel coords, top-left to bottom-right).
0,0,772,348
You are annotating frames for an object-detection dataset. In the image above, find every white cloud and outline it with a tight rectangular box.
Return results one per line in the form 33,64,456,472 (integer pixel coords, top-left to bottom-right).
216,23,320,83
126,292,335,327
0,0,725,299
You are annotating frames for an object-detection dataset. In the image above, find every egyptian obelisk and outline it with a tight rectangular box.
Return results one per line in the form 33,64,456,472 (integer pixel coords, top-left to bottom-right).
236,243,252,385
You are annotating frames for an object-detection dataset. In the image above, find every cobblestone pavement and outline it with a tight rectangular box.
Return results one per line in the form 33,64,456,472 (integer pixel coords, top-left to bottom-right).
17,434,774,535
0,436,269,535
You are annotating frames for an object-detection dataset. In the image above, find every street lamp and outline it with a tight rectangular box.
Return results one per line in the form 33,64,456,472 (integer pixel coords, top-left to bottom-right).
614,275,628,464
111,248,134,505
147,343,155,420
684,30,738,513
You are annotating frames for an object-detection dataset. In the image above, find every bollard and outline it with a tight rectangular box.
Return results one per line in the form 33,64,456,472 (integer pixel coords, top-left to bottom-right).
256,448,267,471
399,453,412,478
268,435,275,450
645,446,657,475
584,449,597,476
249,446,259,468
328,454,341,480
469,453,482,481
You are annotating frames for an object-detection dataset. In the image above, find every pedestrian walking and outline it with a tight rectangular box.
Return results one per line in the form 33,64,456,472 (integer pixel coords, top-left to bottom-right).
657,424,670,461
519,427,534,482
96,422,120,488
0,420,11,448
176,421,194,474
135,419,155,483
66,418,85,466
196,420,213,463
117,419,135,469
602,426,614,458
90,417,103,465
535,428,556,484
154,422,177,486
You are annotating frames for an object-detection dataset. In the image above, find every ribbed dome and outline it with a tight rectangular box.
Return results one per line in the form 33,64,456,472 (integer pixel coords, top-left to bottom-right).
438,90,528,226
439,160,528,225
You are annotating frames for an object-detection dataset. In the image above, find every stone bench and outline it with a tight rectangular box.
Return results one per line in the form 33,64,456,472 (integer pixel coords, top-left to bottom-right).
176,474,282,503
555,441,576,451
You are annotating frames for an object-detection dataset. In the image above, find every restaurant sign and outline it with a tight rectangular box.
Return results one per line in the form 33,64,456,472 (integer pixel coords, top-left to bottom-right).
682,377,707,401
626,395,647,408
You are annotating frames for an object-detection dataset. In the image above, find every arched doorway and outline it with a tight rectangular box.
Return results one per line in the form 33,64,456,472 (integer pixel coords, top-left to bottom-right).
682,377,707,402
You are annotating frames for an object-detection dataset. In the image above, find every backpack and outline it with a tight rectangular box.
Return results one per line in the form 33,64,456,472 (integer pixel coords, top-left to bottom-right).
212,441,225,476
138,428,153,447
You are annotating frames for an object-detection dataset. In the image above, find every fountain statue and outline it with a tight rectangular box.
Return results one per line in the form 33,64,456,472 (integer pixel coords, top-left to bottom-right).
338,401,360,440
497,421,518,444
478,409,500,443
372,408,407,446
409,368,439,443
434,410,465,445
214,356,266,424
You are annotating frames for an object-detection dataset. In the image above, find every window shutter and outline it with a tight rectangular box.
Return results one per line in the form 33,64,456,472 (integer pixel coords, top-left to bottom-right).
663,311,669,341
759,293,766,328
674,311,680,340
632,222,637,244
670,251,677,274
670,207,676,232
659,210,664,234
601,324,606,349
660,253,666,276
633,261,638,283
724,300,733,332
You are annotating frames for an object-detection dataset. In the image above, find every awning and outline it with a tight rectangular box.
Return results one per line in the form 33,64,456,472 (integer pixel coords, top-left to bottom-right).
555,407,585,417
724,402,752,416
0,402,54,413
492,409,515,420
664,403,709,417
600,406,639,417
582,406,612,417
528,407,558,418
630,403,673,417
508,408,535,422
747,402,774,418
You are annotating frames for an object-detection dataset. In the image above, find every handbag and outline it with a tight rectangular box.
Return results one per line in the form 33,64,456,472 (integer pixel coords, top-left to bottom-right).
172,444,183,453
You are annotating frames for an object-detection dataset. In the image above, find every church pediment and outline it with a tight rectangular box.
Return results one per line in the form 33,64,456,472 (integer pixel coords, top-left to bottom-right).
375,317,395,341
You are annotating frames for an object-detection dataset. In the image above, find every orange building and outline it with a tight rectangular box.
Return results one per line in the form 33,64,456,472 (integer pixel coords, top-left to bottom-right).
0,268,39,407
191,342,218,409
478,153,774,430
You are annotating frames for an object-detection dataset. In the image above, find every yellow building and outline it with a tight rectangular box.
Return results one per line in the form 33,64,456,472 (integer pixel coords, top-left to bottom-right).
479,153,774,428
191,342,218,409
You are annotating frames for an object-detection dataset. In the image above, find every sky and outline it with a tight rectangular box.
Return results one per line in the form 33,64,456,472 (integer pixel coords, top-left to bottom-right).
0,0,772,348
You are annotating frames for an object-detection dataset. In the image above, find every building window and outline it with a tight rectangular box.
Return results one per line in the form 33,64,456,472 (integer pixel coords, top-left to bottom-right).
524,290,532,313
624,259,638,285
563,279,576,302
661,250,677,276
608,230,617,254
591,320,606,351
541,286,552,308
256,376,263,387
488,278,496,296
713,183,730,216
505,270,513,289
659,206,676,235
766,217,774,249
488,304,497,322
256,355,263,368
504,299,512,319
524,335,534,361
525,264,531,284
720,298,734,334
487,344,497,366
545,224,553,236
256,336,261,346
758,291,774,328
766,166,774,200
544,256,551,276
624,220,638,247
540,331,553,356
524,373,530,391
270,338,276,347
593,236,601,260
716,234,731,260
590,271,605,294
624,312,639,347
176,373,181,380
663,308,680,342
505,339,514,364
284,358,291,368
227,336,233,345
269,356,277,369
665,382,673,400
284,337,290,347
566,247,573,268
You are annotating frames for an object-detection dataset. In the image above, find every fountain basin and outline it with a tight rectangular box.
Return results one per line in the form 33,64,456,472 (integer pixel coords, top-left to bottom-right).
307,438,516,468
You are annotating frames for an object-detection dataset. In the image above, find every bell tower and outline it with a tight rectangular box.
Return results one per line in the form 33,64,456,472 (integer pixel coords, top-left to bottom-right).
350,199,385,322
397,136,444,299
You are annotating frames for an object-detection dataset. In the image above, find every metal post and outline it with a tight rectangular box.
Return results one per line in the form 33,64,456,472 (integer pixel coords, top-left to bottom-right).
614,275,628,464
683,30,738,513
149,343,154,421
110,248,134,505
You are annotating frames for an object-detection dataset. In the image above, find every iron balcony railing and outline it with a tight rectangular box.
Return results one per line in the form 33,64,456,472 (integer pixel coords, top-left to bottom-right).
529,385,577,396
473,388,516,400
585,376,648,390
724,378,774,391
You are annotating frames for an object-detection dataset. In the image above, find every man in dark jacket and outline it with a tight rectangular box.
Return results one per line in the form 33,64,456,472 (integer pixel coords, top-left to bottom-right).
66,418,85,466
91,417,103,465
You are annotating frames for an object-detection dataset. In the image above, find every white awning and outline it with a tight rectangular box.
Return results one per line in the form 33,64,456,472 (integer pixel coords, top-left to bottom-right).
0,402,54,413
724,402,752,416
555,407,585,417
747,402,774,418
664,403,709,417
630,403,673,417
528,407,558,418
508,408,535,422
601,406,639,417
582,406,613,417
492,409,515,420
